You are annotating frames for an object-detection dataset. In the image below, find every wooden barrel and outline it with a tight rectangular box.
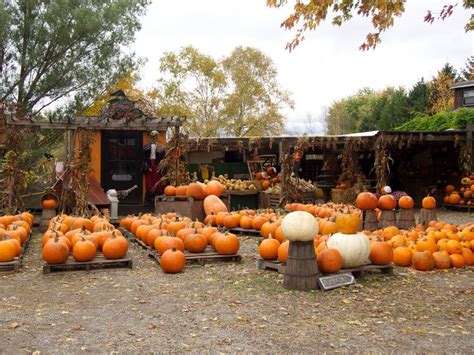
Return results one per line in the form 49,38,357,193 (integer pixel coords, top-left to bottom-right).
380,210,396,228
40,208,56,232
283,241,319,291
419,208,437,227
398,209,416,229
362,210,378,231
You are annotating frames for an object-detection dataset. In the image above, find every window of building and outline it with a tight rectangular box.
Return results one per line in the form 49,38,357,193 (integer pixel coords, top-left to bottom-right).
463,89,474,106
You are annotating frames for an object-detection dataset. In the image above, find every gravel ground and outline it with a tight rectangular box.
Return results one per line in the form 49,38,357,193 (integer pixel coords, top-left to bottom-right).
0,209,473,353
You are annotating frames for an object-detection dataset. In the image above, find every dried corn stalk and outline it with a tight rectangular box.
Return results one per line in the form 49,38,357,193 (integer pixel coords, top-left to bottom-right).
158,131,189,187
60,129,95,216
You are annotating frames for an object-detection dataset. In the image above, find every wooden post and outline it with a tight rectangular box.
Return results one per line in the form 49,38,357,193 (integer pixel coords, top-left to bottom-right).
467,123,473,173
283,241,319,291
174,125,179,186
279,139,288,205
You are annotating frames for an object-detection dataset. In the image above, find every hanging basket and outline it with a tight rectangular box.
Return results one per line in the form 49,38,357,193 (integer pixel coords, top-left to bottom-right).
40,191,59,210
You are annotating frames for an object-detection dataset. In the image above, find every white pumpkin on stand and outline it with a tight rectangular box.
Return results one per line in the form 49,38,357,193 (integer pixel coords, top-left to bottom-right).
326,232,370,268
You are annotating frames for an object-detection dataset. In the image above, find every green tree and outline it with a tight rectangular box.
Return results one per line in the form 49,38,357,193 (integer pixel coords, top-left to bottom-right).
457,56,474,81
266,1,473,51
221,46,293,137
0,0,150,116
154,46,293,138
408,78,430,115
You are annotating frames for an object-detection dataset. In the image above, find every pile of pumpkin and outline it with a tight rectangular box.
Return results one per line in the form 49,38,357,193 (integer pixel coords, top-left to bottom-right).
0,212,34,262
41,215,128,264
119,213,240,273
365,221,474,270
443,175,474,207
284,202,361,218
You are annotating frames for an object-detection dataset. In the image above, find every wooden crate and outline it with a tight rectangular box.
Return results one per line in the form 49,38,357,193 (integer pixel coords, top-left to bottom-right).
257,258,286,273
43,252,133,274
259,192,280,209
0,233,31,273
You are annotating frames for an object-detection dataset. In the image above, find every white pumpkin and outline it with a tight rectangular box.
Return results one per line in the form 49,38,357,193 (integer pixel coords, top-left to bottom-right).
326,232,370,268
280,211,318,242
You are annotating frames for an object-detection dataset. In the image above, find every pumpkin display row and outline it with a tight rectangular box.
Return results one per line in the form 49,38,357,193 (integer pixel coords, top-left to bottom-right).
444,175,474,207
0,212,34,262
163,181,225,200
41,215,128,264
119,213,240,273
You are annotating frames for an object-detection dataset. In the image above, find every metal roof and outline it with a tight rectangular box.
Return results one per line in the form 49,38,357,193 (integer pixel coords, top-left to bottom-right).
451,80,474,89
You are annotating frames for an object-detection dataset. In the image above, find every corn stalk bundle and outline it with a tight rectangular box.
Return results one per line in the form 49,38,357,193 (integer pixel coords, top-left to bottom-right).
60,129,94,216
373,136,393,189
157,131,189,187
458,144,471,175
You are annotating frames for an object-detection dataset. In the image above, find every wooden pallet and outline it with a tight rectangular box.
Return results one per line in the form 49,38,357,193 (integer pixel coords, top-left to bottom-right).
228,227,262,237
257,258,286,273
0,233,32,273
149,246,241,266
444,203,473,214
257,258,393,277
43,252,132,274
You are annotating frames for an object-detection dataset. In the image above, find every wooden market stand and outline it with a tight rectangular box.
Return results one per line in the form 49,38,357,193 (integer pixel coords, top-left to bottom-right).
185,127,474,208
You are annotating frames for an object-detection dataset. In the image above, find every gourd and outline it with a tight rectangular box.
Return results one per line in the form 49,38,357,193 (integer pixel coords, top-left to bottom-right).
335,213,360,234
280,211,318,242
326,232,370,268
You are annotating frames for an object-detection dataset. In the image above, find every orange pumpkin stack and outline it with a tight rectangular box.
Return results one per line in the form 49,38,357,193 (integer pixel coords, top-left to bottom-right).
0,212,34,262
42,214,128,264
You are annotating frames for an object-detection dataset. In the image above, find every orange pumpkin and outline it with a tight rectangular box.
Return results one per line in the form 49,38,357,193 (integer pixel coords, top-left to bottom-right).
422,196,436,209
258,237,280,260
213,233,240,255
160,248,185,273
204,181,224,197
164,185,176,196
317,249,343,273
369,241,393,265
378,195,396,210
355,192,378,210
42,198,58,209
42,235,69,264
448,193,461,205
72,237,96,262
184,232,207,253
392,247,412,267
0,237,18,262
157,236,184,255
175,185,188,196
102,233,128,259
398,196,414,209
277,241,289,263
432,250,451,269
412,251,435,271
335,213,360,234
449,254,465,268
186,183,206,200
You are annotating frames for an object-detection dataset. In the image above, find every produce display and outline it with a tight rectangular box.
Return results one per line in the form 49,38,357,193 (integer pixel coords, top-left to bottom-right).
120,212,240,273
41,215,129,264
208,175,258,192
443,174,474,207
264,176,316,195
163,180,226,199
0,212,33,262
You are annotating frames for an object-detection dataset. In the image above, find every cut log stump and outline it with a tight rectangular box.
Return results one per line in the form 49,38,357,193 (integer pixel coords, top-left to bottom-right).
283,241,319,291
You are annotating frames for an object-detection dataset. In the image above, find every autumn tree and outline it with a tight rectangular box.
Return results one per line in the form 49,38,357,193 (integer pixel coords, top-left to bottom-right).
428,63,456,114
221,47,293,137
408,78,430,115
0,0,150,116
153,47,227,137
266,1,473,51
457,56,474,81
154,46,293,138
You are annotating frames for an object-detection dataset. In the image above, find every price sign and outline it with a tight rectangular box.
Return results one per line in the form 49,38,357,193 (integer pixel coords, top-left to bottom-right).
317,273,355,291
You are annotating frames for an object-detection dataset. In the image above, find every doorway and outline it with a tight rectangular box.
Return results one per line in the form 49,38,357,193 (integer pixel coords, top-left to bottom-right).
101,130,143,204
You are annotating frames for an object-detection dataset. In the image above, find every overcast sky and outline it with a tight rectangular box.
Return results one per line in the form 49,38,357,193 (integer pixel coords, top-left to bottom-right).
131,0,473,134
